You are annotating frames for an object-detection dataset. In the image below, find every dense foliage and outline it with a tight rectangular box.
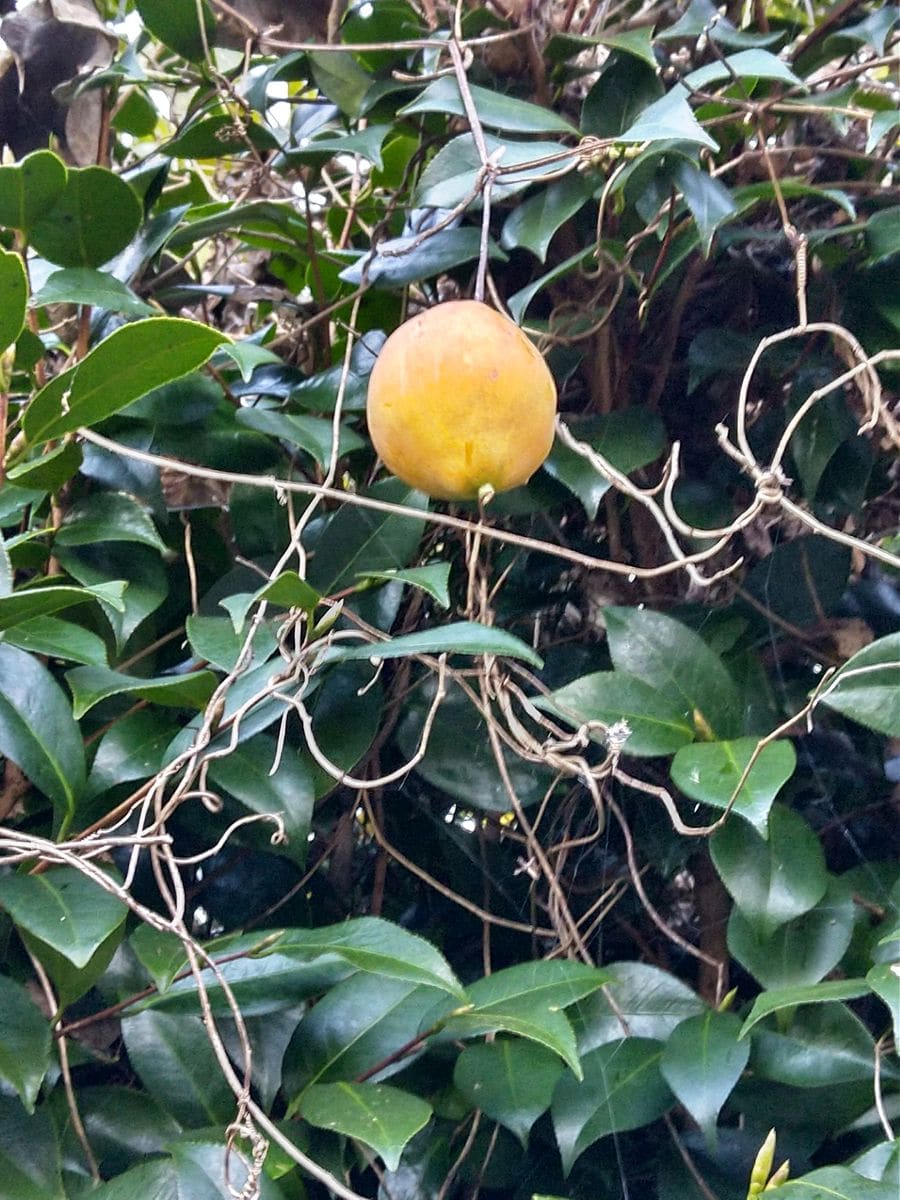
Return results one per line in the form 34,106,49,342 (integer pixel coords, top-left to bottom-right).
0,1,898,1198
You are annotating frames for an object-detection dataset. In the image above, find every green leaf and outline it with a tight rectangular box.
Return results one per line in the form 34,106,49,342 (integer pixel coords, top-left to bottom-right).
163,114,280,158
619,87,718,150
820,632,900,736
339,226,507,289
306,478,427,597
441,962,609,1077
500,173,595,262
740,978,871,1038
711,803,827,937
275,918,465,998
0,974,52,1112
400,77,577,135
284,975,450,1094
772,1166,896,1199
66,664,218,720
0,1096,65,1200
0,867,126,969
0,150,67,231
332,621,543,669
1,615,108,667
129,925,189,993
671,737,796,834
507,244,595,323
551,1038,672,1174
185,613,277,672
22,318,229,446
235,406,365,467
309,50,372,116
683,49,802,90
604,606,743,739
454,1039,564,1146
728,877,855,990
121,1010,236,1127
54,492,167,552
0,644,86,815
660,1010,749,1144
207,734,314,863
356,563,451,608
84,708,183,800
867,963,900,1045
298,124,393,171
30,267,154,317
55,543,167,653
545,410,667,519
134,0,215,62
415,134,573,208
538,670,695,757
0,580,126,633
575,961,704,1052
299,1082,432,1171
750,1003,883,1088
28,167,142,269
6,441,83,491
0,248,27,351
221,569,321,632
672,160,736,255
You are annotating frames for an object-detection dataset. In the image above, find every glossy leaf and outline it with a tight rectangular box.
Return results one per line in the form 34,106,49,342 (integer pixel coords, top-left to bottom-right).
333,620,543,669
538,670,695,757
54,492,167,551
454,1039,564,1146
0,1096,65,1200
66,664,218,720
134,0,215,62
728,877,855,990
0,150,67,231
750,1003,882,1088
22,318,229,446
400,77,577,134
552,1038,672,1174
575,961,704,1052
0,580,125,633
0,644,86,814
0,248,27,351
300,1082,432,1170
0,867,126,968
772,1167,896,1199
619,87,717,149
275,918,465,998
605,607,743,739
207,733,315,862
820,632,900,736
867,963,900,1045
671,737,796,835
29,167,142,268
660,1010,749,1143
121,1010,236,1127
740,979,870,1038
501,174,596,262
235,406,365,467
84,708,179,798
415,134,573,208
683,49,802,90
1,615,109,667
30,267,154,317
711,803,827,936
355,563,451,608
0,974,52,1112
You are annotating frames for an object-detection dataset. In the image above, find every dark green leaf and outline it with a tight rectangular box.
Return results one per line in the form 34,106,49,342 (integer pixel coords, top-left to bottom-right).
501,174,595,262
0,1096,65,1200
552,1038,672,1174
1,615,108,667
55,492,167,551
711,803,827,937
22,318,229,446
0,974,52,1112
66,664,218,720
660,1010,749,1143
121,1009,235,1127
6,441,83,491
0,867,126,969
581,54,663,138
672,160,736,254
333,621,542,668
85,708,181,799
300,1082,432,1171
207,734,314,862
400,77,577,135
0,644,86,814
135,0,215,62
867,963,899,1045
772,1166,896,1199
739,979,871,1038
415,134,573,208
356,563,451,608
728,877,855,989
683,49,801,90
538,670,695,757
339,226,506,288
605,606,742,739
619,87,717,150
235,407,365,467
454,1039,564,1146
575,962,704,1052
309,51,371,116
750,1003,881,1088
0,580,125,633
30,267,154,317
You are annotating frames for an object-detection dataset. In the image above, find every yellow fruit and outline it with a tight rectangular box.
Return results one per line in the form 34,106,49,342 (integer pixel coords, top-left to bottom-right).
366,300,557,501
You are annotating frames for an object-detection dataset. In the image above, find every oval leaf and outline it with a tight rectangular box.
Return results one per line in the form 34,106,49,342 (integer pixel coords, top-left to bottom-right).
299,1082,432,1171
660,1010,749,1143
671,737,797,835
0,867,126,969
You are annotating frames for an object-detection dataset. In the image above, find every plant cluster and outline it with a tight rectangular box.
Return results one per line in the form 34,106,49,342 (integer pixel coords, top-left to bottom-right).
0,1,897,1198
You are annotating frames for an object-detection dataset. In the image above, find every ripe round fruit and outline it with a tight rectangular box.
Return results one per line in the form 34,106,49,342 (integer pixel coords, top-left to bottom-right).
366,300,557,501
